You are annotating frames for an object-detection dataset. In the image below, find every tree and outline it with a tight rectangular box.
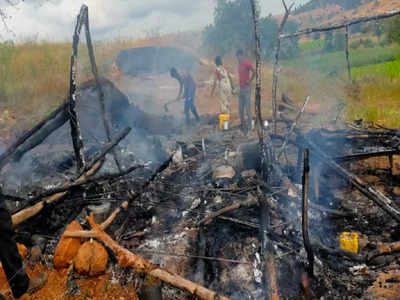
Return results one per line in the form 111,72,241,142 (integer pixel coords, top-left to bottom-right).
203,0,298,60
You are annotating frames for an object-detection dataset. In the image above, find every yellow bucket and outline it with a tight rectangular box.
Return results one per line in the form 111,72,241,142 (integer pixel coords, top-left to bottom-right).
339,232,359,253
219,114,230,129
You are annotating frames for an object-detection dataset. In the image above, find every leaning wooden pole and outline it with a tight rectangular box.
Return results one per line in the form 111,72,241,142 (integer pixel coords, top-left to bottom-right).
302,149,314,276
82,6,122,171
0,101,69,170
272,0,293,135
68,6,87,173
345,25,352,82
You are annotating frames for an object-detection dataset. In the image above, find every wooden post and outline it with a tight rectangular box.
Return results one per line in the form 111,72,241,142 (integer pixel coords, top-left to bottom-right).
272,0,293,135
345,25,352,82
302,149,314,276
69,6,87,172
83,7,122,171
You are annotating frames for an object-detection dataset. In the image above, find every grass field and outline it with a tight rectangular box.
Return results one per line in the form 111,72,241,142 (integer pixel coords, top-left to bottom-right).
287,44,400,76
1,33,400,140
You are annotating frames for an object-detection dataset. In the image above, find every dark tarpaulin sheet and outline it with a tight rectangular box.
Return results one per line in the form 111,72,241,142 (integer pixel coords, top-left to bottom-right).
116,47,197,76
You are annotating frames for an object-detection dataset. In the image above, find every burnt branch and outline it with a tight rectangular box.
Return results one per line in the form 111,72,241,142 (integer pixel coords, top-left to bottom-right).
272,1,293,135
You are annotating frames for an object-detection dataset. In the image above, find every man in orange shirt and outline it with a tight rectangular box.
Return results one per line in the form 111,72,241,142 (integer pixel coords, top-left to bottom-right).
236,49,255,131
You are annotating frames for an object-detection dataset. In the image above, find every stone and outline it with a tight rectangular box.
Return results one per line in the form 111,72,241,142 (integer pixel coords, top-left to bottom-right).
212,165,235,180
74,240,108,276
53,221,83,269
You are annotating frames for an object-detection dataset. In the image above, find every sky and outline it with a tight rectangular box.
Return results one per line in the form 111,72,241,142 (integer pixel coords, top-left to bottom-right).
0,0,309,42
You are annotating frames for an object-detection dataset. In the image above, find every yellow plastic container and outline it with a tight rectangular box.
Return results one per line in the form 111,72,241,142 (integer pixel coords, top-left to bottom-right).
339,232,359,253
219,114,230,129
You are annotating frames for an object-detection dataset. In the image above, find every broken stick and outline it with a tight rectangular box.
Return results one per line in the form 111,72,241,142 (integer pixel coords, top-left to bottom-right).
83,213,232,300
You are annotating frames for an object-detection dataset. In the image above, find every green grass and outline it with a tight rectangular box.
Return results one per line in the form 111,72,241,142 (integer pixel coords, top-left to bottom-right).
352,59,400,79
286,45,400,76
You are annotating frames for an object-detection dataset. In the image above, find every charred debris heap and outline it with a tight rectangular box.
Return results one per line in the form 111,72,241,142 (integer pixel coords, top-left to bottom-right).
1,2,400,300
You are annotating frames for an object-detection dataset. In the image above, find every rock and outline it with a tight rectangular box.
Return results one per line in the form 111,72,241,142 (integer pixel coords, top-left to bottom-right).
53,221,83,269
212,165,235,180
74,240,108,276
17,243,28,260
241,169,256,178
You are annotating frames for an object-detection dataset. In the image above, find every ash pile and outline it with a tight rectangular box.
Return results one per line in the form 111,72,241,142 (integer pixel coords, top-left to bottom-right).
2,80,400,299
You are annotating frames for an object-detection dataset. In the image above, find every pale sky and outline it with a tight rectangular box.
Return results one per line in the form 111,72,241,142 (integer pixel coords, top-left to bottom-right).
0,0,309,42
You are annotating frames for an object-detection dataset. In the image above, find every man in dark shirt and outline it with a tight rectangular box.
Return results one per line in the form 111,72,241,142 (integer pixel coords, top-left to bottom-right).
170,67,200,125
0,191,47,299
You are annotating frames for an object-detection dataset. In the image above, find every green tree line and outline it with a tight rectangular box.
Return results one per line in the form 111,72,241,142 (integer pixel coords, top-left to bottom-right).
202,0,299,60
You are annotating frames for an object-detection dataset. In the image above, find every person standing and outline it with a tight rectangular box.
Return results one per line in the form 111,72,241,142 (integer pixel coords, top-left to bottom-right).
170,67,200,125
0,191,47,299
211,56,234,114
236,49,254,130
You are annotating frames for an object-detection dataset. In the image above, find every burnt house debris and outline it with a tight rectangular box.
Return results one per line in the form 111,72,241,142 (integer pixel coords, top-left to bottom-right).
2,2,400,300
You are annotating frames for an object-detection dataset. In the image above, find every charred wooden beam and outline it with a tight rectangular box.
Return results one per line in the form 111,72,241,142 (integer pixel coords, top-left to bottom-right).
298,134,400,223
69,5,87,172
272,0,293,134
280,9,400,39
334,150,399,162
302,149,314,276
0,101,69,170
83,6,122,171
